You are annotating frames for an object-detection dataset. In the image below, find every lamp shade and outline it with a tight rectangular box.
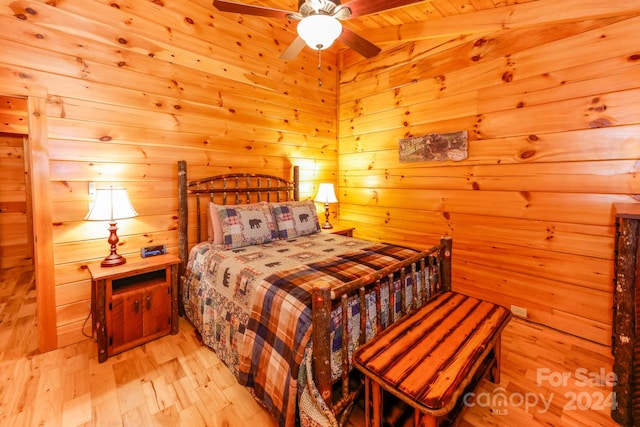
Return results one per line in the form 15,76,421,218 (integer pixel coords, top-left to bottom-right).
85,187,138,221
297,15,342,50
314,183,338,204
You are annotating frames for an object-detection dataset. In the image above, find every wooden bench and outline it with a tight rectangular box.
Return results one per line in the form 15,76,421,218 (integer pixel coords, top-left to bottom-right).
353,291,512,427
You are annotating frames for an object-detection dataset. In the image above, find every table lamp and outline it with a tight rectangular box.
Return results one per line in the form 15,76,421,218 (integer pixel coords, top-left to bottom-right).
85,187,138,267
314,183,338,229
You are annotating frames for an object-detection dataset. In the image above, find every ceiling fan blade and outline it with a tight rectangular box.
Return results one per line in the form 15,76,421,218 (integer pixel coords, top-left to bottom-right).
212,0,293,19
279,36,307,60
338,27,381,58
340,0,423,18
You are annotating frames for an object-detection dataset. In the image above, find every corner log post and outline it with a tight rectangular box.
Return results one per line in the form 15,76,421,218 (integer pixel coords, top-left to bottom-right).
177,160,188,316
612,214,639,426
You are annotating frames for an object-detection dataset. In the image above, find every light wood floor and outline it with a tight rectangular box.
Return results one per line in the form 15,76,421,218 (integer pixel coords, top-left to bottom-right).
0,265,619,426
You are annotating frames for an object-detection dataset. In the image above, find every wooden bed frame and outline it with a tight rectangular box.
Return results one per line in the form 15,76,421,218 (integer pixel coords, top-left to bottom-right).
176,160,452,424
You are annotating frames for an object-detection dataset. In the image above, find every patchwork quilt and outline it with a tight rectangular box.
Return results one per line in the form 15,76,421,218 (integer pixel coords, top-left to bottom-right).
183,233,424,427
183,234,373,376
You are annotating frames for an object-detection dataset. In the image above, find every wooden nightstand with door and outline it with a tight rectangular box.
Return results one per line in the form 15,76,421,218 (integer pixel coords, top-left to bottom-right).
88,254,181,362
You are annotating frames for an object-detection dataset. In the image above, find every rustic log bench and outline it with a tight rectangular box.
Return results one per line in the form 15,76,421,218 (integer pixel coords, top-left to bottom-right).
353,291,512,427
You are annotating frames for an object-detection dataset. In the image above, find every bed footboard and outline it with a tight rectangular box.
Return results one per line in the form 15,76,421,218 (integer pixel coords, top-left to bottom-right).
311,236,452,421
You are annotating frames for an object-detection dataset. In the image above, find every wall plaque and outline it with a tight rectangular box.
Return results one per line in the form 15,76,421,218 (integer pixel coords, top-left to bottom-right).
398,130,468,162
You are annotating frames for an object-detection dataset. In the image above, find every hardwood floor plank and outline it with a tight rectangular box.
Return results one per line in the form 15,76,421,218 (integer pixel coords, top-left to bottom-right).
178,405,206,427
92,398,122,427
61,392,92,426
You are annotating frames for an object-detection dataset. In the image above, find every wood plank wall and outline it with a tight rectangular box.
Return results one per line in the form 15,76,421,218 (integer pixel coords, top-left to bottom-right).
0,0,337,347
0,95,31,269
337,15,640,346
0,130,32,269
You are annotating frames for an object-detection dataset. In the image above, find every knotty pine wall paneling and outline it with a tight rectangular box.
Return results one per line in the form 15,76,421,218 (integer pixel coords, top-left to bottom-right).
0,0,338,348
0,133,31,269
337,15,640,346
0,96,31,269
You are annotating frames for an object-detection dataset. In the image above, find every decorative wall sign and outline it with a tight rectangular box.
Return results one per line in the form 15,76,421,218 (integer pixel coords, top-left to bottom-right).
398,130,468,162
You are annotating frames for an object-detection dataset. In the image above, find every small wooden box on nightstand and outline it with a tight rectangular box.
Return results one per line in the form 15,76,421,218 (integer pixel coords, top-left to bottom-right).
321,224,355,237
88,253,181,363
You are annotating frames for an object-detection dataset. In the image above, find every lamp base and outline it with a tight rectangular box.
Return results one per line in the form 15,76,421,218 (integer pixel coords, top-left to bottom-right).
101,221,126,267
322,202,333,229
100,253,126,267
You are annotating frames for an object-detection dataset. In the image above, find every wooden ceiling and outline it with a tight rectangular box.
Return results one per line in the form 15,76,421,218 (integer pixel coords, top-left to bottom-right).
223,0,540,33
211,0,640,64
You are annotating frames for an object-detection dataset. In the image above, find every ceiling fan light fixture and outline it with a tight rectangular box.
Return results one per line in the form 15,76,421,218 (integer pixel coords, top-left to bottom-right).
297,14,342,50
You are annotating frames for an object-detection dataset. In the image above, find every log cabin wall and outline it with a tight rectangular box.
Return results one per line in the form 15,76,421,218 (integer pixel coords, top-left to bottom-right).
0,96,31,269
0,133,31,270
337,14,640,346
0,1,337,348
0,96,33,269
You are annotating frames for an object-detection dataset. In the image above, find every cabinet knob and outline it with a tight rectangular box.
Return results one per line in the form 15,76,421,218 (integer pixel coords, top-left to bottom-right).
134,299,139,313
146,296,151,310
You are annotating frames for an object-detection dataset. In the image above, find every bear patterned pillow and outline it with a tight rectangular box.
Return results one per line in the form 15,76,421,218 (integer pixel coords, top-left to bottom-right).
216,202,278,249
272,200,321,239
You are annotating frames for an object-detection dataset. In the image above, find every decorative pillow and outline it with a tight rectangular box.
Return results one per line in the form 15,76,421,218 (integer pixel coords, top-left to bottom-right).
207,202,224,245
272,200,321,239
215,202,278,249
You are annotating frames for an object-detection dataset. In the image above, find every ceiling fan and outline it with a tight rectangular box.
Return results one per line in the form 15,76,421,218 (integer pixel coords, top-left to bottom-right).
212,0,423,60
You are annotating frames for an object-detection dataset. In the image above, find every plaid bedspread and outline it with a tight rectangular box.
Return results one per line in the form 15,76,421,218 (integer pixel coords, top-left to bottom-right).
237,243,420,427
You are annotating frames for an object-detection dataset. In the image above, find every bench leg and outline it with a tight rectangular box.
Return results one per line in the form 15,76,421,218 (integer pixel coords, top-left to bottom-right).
417,411,438,427
364,377,383,427
489,334,502,383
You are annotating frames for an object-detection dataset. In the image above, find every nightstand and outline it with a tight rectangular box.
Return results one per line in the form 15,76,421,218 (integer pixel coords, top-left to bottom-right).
88,253,181,362
321,224,355,237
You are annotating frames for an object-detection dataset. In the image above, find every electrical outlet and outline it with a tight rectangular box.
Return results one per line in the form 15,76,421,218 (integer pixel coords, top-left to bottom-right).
88,182,96,196
510,305,528,318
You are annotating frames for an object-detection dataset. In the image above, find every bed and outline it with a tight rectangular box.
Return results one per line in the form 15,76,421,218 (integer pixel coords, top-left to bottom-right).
176,161,452,427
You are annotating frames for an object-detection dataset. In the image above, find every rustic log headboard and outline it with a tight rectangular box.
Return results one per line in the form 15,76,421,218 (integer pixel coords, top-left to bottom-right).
177,160,299,280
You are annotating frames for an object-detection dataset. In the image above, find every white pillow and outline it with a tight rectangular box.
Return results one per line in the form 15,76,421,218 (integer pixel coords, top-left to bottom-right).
207,202,224,244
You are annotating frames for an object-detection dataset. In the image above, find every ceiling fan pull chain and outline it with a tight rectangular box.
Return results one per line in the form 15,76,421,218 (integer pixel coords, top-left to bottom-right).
317,49,322,87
